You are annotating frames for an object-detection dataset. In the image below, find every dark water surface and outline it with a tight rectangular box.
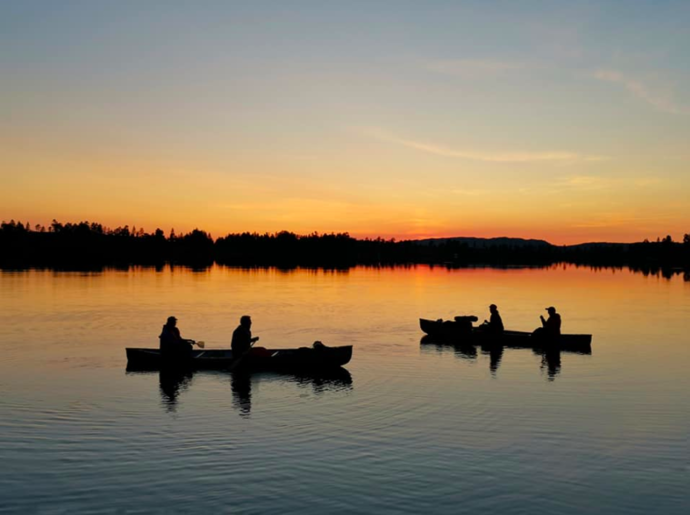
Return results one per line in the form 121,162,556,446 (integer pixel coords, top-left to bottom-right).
0,265,688,514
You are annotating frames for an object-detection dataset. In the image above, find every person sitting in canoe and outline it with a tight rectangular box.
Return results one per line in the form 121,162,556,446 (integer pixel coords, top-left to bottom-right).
533,306,561,338
159,316,194,359
479,304,504,333
231,315,260,356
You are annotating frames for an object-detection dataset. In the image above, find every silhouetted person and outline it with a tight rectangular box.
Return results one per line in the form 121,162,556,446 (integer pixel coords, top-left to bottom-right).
231,315,260,356
533,306,561,338
480,304,504,333
159,316,193,361
541,306,561,335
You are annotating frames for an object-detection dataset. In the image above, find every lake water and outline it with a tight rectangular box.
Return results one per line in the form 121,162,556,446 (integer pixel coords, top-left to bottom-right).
0,264,688,514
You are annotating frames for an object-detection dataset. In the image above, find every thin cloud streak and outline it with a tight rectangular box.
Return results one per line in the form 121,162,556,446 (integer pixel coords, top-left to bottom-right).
571,211,676,229
427,59,524,77
593,69,690,115
367,129,607,164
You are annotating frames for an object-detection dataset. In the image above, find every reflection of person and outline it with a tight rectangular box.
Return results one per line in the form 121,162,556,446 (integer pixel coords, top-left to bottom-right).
159,316,193,359
481,304,504,333
489,345,504,375
159,369,193,412
540,307,561,335
231,315,260,355
231,372,252,416
541,349,561,381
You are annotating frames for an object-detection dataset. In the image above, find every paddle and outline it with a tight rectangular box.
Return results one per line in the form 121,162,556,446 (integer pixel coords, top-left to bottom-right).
193,340,205,349
229,337,259,372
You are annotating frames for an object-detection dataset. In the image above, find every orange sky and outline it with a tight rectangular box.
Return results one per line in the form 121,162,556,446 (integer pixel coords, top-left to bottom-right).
2,2,689,245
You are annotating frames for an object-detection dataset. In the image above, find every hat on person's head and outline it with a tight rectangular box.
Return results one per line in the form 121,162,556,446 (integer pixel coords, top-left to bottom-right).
167,316,177,323
545,306,556,313
489,304,497,309
240,315,251,324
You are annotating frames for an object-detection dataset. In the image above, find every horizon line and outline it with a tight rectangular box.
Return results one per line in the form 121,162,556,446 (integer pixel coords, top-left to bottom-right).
3,218,683,248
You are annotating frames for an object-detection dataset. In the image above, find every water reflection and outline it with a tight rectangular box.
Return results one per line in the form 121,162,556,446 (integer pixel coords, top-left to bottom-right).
159,369,194,412
481,343,504,376
126,368,353,415
538,348,562,381
419,336,477,361
231,372,252,417
4,263,689,283
421,336,589,380
284,368,353,394
229,369,353,416
230,369,353,417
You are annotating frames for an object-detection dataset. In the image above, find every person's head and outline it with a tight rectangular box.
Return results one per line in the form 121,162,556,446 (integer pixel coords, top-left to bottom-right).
489,304,498,313
546,306,556,315
166,316,177,327
240,315,252,328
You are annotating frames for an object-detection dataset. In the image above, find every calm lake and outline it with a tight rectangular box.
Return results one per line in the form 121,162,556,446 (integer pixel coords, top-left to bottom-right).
0,264,688,514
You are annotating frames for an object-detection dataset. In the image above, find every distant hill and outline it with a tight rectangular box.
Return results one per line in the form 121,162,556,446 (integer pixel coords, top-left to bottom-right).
567,242,631,250
409,237,640,251
410,236,553,249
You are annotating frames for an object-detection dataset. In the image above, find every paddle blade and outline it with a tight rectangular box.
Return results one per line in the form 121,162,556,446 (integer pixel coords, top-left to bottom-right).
196,341,205,348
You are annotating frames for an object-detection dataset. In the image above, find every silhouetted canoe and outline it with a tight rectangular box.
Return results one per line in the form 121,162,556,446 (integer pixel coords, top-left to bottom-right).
419,318,592,351
126,345,353,371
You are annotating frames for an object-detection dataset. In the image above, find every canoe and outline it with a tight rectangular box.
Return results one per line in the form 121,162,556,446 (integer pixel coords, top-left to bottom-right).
419,318,592,352
126,345,353,371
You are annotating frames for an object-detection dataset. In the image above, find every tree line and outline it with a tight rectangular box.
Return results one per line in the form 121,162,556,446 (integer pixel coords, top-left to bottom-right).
1,219,689,272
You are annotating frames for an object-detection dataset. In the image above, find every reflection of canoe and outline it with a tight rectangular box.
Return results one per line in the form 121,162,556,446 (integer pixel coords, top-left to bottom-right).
419,319,592,352
126,345,353,371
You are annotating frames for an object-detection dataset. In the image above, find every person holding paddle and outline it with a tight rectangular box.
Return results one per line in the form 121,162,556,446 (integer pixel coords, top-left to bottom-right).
532,306,561,339
231,315,260,357
479,304,504,334
159,316,195,360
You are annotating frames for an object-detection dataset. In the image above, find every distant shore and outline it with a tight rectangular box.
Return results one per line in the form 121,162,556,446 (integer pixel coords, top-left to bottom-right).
1,219,688,273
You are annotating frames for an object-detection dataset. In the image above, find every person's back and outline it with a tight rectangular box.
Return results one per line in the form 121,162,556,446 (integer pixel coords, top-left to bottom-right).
489,309,504,333
159,324,178,352
231,315,259,356
231,324,251,354
159,316,192,360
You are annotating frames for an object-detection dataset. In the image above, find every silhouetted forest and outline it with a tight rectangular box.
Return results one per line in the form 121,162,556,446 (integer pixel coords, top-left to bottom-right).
1,220,689,276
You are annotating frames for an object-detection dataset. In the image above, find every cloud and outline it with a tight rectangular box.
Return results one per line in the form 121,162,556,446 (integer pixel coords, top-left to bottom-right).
571,211,675,229
366,128,607,164
556,175,664,193
561,175,612,190
593,69,690,115
512,174,662,197
427,59,524,77
450,188,489,196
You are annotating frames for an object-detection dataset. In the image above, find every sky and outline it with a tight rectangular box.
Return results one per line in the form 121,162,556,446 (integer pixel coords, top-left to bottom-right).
1,0,689,244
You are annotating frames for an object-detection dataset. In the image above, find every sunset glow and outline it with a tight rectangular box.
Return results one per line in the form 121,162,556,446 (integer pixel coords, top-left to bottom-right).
2,1,689,244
